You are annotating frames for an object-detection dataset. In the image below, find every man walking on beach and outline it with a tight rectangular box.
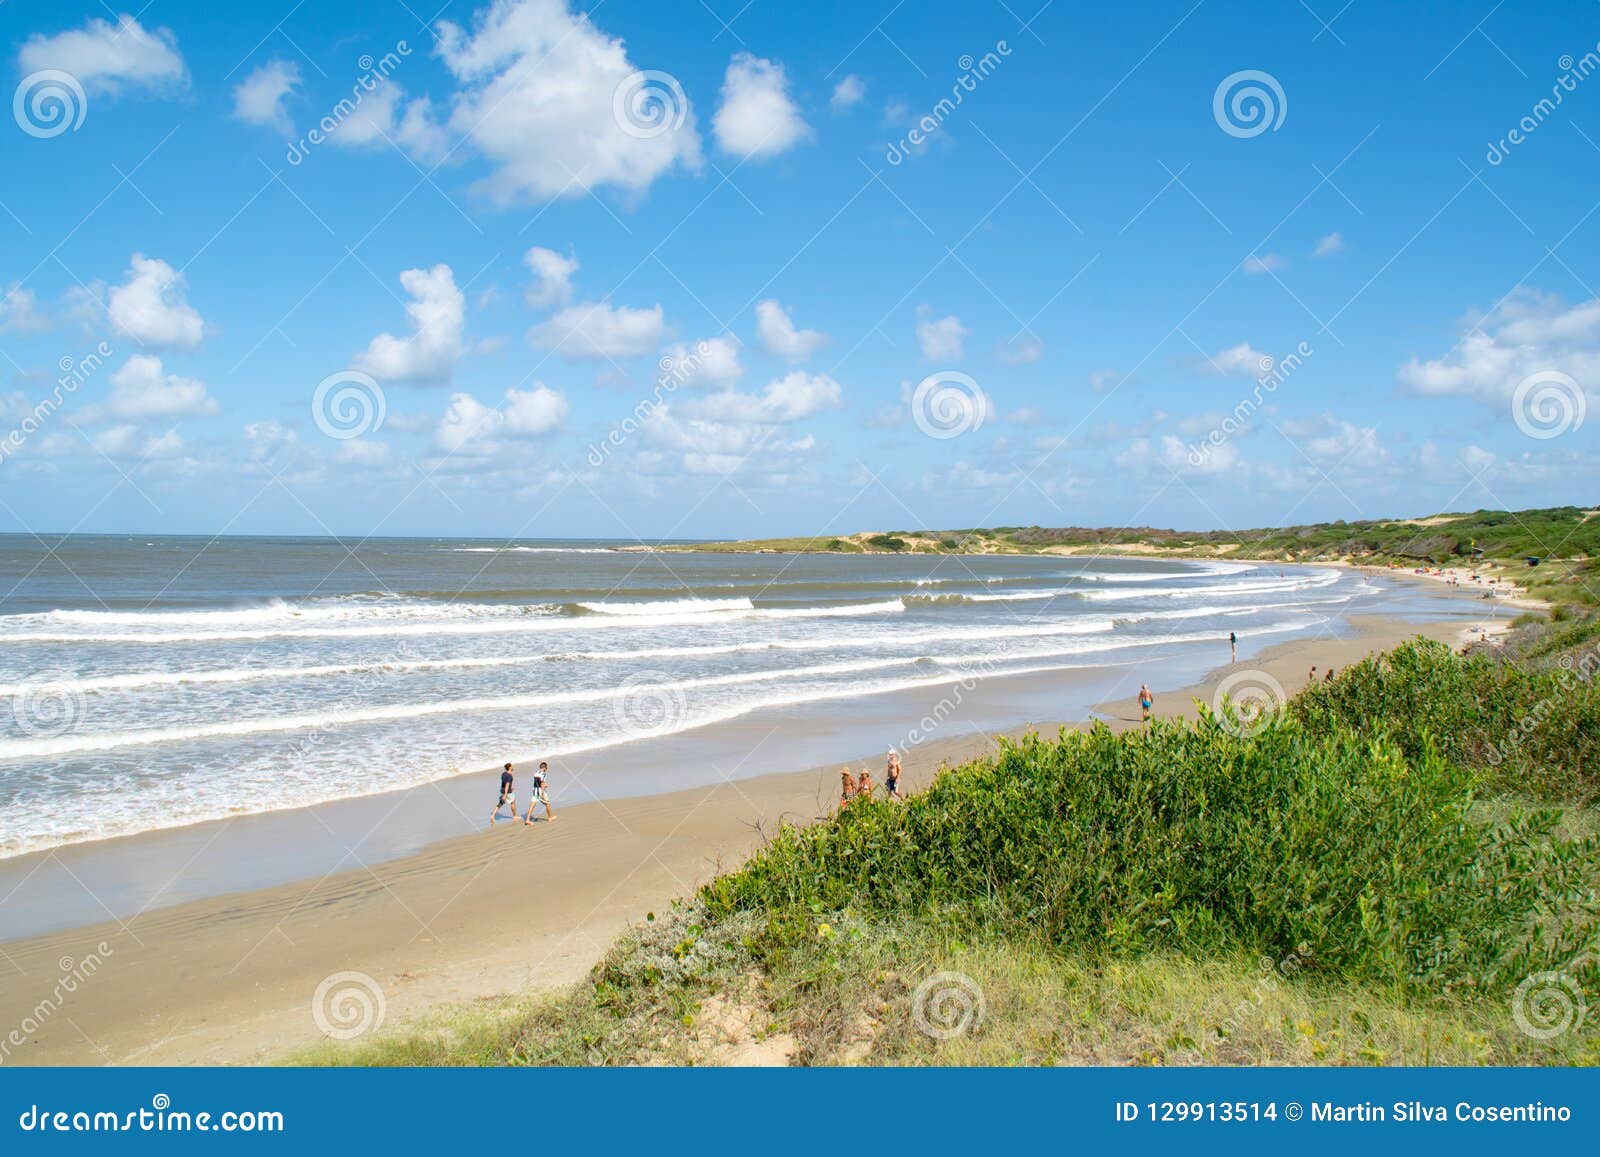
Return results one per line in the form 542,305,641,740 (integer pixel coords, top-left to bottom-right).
524,761,557,824
1138,683,1154,722
1229,631,1237,662
491,763,516,826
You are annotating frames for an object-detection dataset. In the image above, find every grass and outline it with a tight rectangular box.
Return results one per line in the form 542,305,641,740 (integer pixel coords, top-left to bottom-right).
303,634,1600,1068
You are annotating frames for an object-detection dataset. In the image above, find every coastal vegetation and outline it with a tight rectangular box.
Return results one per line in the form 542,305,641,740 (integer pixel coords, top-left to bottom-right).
675,504,1599,607
308,613,1600,1068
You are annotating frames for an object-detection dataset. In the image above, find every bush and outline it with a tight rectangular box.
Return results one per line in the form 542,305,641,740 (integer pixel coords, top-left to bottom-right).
702,711,1600,996
865,534,908,551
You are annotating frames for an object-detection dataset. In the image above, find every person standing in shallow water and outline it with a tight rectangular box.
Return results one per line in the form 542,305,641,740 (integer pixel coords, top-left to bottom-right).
1138,683,1154,722
1229,631,1237,662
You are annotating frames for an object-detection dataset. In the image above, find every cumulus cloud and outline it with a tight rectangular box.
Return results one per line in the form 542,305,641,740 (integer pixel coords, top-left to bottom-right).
998,334,1044,365
1120,434,1239,476
0,284,48,333
107,255,205,349
18,14,186,95
523,246,578,308
231,59,300,133
354,264,466,383
410,0,703,203
1200,341,1274,377
1294,416,1386,468
682,372,841,424
1313,232,1345,257
529,300,666,360
91,354,217,421
1399,291,1600,405
831,74,865,111
916,308,968,361
662,336,743,388
325,81,449,159
435,384,569,455
755,299,824,361
713,53,810,160
92,424,187,460
1241,253,1286,275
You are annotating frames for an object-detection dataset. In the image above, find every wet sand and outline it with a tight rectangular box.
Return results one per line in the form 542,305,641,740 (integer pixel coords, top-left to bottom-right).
0,612,1476,1066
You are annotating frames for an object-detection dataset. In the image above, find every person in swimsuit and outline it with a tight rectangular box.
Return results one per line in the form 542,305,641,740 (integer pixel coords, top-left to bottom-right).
524,760,557,824
1138,683,1153,722
840,767,856,807
856,770,874,801
490,763,515,826
885,750,904,799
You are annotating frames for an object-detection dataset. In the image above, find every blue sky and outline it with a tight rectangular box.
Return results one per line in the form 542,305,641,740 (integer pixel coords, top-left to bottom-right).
0,0,1596,540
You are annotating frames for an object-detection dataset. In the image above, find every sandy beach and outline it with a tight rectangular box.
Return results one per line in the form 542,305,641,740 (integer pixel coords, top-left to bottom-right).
0,605,1485,1067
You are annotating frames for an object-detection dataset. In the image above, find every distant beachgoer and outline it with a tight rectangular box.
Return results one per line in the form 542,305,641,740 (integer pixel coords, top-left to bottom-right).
1309,665,1318,682
490,763,516,826
1138,683,1153,722
840,768,856,806
524,761,556,824
1325,667,1335,682
1229,631,1237,662
885,750,904,800
856,770,875,801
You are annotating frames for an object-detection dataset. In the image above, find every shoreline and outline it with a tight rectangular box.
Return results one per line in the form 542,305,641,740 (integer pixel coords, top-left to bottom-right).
0,607,1486,1066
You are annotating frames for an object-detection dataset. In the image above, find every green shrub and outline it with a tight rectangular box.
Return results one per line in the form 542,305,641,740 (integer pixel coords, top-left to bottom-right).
702,712,1600,996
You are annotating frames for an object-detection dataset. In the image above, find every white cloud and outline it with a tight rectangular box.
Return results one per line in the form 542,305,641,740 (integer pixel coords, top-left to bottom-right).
529,300,666,360
998,334,1044,365
1201,341,1274,377
0,284,48,333
831,74,865,111
325,81,448,159
663,336,743,388
94,354,217,420
355,264,466,383
18,14,186,95
107,255,205,349
713,53,810,160
92,424,187,460
1302,417,1385,468
1089,368,1121,393
684,372,841,424
916,308,968,361
417,0,702,204
1241,253,1286,275
755,299,824,361
1398,291,1600,404
232,60,299,133
1312,232,1345,257
435,384,569,455
523,246,578,308
337,439,393,467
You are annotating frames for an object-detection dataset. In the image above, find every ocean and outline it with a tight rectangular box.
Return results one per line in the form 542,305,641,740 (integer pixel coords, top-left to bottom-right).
0,535,1479,861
